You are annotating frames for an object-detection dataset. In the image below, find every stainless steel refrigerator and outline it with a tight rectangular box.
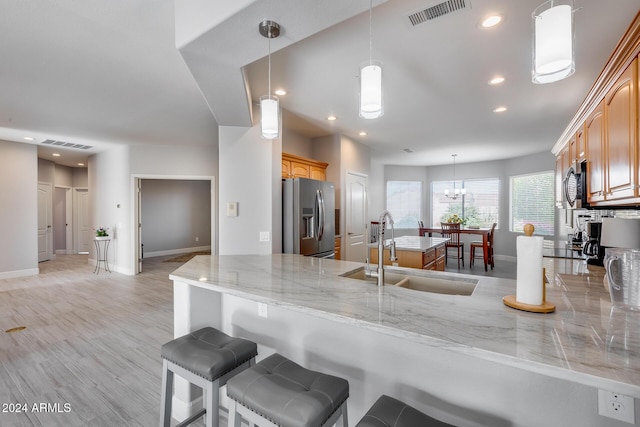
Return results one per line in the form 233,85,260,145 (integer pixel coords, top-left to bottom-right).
283,178,335,258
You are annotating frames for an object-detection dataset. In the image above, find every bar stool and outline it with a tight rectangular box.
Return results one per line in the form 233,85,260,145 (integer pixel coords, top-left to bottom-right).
160,327,257,427
356,395,453,427
227,353,349,427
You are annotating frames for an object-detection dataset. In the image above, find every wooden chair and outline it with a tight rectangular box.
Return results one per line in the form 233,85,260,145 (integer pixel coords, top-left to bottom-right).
441,222,464,269
470,222,497,270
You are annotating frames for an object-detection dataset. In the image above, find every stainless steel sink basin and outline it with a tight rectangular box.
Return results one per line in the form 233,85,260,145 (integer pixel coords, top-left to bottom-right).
340,267,478,296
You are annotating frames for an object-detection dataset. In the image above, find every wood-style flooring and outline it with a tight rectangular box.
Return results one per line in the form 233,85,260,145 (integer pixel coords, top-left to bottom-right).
0,254,182,426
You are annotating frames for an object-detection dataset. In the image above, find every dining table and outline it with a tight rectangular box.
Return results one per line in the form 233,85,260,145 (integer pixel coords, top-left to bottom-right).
419,225,493,271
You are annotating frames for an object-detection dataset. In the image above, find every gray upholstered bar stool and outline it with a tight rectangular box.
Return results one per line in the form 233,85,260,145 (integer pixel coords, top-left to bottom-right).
160,327,257,427
356,395,453,427
227,353,349,427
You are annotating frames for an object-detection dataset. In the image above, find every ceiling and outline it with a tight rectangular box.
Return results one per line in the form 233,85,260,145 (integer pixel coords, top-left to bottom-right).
1,1,638,168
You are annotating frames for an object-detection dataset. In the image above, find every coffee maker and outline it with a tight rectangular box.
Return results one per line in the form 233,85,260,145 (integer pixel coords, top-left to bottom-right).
583,221,605,265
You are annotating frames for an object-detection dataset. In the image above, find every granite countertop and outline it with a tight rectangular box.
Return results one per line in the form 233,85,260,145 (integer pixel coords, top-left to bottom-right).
368,235,449,251
170,254,640,397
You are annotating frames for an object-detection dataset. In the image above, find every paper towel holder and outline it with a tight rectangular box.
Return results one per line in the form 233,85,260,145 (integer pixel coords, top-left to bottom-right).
503,224,556,313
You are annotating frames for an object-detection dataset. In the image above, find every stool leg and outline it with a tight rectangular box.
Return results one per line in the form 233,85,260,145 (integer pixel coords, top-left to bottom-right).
205,379,219,427
340,403,348,427
228,399,241,427
159,359,174,427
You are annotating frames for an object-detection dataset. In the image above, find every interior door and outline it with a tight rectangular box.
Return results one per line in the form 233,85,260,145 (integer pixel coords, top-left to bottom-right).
345,172,367,262
75,188,91,254
37,182,53,262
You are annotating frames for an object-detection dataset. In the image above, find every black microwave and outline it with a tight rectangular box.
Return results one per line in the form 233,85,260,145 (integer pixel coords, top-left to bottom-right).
564,160,588,209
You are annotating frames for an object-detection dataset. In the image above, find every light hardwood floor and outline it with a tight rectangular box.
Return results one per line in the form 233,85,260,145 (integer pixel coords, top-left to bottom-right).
0,254,182,426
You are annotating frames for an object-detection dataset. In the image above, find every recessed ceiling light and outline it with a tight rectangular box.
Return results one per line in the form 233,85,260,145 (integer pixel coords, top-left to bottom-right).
327,115,337,121
489,76,505,85
77,163,85,166
359,131,367,136
275,89,286,96
481,14,503,28
52,153,61,157
493,106,507,113
23,136,35,141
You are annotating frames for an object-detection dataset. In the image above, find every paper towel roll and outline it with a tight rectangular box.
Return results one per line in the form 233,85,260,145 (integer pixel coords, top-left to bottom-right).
516,235,544,305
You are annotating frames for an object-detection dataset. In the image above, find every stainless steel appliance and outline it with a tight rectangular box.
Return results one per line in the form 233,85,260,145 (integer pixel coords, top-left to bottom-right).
564,161,589,209
283,178,335,258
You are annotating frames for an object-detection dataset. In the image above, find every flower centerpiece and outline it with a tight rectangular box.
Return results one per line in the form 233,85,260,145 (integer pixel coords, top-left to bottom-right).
443,214,467,225
95,227,109,237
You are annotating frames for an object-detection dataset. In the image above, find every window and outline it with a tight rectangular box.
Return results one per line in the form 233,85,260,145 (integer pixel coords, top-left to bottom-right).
431,178,500,228
510,171,555,236
386,181,422,228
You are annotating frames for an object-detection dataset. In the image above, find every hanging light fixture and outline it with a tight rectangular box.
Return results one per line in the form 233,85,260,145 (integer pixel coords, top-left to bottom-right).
532,0,575,84
259,20,280,139
359,0,383,119
444,154,466,200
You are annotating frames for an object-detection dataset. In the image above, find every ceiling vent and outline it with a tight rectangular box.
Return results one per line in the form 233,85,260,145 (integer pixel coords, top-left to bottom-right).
407,0,470,27
41,139,93,150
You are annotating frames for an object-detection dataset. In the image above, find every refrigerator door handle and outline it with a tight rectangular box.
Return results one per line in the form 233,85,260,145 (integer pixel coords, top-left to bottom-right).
317,189,325,241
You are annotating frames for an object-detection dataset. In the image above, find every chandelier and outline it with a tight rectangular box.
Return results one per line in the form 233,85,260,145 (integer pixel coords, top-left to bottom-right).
444,154,466,200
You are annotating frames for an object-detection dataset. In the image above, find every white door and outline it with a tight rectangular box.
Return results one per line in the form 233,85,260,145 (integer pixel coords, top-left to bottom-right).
137,179,143,273
345,172,368,262
75,188,91,254
37,182,53,262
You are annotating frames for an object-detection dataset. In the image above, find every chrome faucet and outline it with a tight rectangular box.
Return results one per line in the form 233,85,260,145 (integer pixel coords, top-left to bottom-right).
376,210,397,287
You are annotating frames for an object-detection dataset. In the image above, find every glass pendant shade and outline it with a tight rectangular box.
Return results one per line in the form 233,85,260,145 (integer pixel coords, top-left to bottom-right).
532,2,574,84
359,62,383,119
260,95,279,139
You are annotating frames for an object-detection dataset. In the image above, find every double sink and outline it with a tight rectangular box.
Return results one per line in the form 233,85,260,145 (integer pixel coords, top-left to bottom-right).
340,267,478,296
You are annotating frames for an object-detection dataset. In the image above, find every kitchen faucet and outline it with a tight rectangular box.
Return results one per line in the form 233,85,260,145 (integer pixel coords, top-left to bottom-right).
374,210,397,286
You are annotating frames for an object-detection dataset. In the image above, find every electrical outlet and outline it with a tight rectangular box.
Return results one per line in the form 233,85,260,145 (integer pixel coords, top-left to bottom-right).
195,236,199,242
259,232,270,242
598,389,635,424
258,303,268,318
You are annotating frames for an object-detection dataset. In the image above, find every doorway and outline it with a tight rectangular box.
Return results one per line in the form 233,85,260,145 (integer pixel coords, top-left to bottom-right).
37,182,52,262
132,176,215,274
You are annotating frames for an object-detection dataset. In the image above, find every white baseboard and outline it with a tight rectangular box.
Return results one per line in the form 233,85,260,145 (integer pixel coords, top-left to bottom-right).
144,246,211,259
0,268,39,280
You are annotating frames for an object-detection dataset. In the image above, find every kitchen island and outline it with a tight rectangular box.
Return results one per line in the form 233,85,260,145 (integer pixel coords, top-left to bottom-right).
169,254,640,427
369,235,448,270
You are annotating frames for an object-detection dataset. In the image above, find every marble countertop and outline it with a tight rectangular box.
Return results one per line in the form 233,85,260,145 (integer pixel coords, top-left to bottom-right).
368,235,449,251
170,254,640,397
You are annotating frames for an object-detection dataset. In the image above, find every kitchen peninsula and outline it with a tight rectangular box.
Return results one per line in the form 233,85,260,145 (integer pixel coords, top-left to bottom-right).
170,255,640,426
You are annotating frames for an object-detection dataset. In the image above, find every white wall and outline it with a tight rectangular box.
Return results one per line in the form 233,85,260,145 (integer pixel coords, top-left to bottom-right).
218,122,282,255
89,145,131,274
141,179,211,255
282,128,313,158
0,141,38,278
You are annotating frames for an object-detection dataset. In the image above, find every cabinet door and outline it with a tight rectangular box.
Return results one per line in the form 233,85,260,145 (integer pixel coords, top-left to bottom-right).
586,101,605,203
282,160,291,178
310,166,326,181
555,155,563,207
575,125,586,162
605,59,637,200
291,161,310,178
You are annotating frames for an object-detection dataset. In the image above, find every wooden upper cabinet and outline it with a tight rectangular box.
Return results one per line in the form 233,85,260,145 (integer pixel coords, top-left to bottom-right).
586,100,605,203
282,153,328,181
575,124,586,162
604,58,638,201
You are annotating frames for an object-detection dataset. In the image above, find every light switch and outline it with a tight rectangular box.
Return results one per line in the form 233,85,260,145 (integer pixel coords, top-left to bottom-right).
226,202,238,217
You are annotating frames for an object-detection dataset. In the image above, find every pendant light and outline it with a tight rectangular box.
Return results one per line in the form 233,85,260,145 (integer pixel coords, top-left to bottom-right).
444,154,466,200
359,0,383,119
259,20,280,139
532,0,575,84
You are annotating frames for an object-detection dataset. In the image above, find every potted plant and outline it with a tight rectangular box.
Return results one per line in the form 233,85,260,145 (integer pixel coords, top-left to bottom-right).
95,227,110,239
443,214,467,225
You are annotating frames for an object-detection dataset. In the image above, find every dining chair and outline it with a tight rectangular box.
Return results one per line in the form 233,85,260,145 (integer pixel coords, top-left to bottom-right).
441,222,464,269
470,222,497,270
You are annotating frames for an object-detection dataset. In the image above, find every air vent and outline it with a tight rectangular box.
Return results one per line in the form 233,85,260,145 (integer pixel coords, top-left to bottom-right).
407,0,469,27
41,139,93,150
